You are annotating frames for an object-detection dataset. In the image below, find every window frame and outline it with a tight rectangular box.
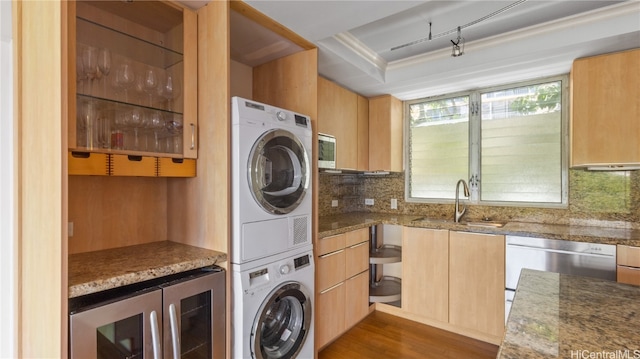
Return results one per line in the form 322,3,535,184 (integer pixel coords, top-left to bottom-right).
404,75,569,208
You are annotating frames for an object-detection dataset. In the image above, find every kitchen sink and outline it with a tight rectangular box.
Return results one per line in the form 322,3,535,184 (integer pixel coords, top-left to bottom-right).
464,221,506,228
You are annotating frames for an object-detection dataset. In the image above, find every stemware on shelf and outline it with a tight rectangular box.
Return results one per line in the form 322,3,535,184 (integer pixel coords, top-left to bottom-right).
81,46,98,96
78,99,98,149
160,70,180,111
166,114,183,154
143,67,158,107
114,59,135,102
97,48,112,98
146,110,165,152
76,55,85,94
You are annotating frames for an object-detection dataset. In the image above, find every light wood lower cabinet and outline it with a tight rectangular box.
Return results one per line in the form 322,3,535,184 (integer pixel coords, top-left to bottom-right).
381,227,505,345
617,245,640,286
449,231,505,340
316,227,370,349
402,227,449,323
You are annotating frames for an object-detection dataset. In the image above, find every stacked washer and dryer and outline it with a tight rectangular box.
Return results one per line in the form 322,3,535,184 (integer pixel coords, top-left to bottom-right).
231,97,315,359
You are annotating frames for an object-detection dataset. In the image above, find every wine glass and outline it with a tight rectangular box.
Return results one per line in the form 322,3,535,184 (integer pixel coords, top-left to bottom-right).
114,60,135,102
97,48,112,98
123,108,142,150
159,71,180,111
165,114,183,154
146,110,165,152
79,100,97,149
82,46,98,96
143,67,158,107
75,54,85,94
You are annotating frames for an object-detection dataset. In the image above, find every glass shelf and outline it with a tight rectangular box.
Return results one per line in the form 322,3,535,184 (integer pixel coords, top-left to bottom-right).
77,17,183,70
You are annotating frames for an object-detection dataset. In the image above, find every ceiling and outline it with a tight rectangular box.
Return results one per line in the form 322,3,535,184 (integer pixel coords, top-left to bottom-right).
195,1,640,101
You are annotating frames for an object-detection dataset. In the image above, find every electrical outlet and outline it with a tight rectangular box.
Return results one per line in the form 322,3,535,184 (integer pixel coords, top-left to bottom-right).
331,200,338,207
391,198,398,209
365,198,374,206
68,222,74,237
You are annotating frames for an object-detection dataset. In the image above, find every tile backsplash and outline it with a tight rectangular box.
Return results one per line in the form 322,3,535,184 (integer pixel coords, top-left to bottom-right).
318,170,640,229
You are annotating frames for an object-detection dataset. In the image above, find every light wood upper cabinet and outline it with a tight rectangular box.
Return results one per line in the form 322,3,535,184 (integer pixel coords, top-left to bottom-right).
369,95,403,172
449,231,505,341
318,77,370,171
70,1,198,160
570,49,640,167
402,227,449,323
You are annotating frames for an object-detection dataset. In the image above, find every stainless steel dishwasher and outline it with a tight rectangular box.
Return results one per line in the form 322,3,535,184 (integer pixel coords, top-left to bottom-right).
505,235,616,320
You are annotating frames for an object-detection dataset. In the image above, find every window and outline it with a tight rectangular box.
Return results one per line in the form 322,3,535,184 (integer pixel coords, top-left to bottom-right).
406,76,568,207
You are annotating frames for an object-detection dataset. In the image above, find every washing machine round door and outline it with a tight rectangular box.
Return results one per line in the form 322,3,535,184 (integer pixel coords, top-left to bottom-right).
248,129,309,214
251,282,312,359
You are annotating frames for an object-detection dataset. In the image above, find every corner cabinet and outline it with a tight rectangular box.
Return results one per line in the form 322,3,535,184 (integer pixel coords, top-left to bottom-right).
68,1,198,173
317,77,369,171
316,228,370,349
368,95,403,172
570,49,640,167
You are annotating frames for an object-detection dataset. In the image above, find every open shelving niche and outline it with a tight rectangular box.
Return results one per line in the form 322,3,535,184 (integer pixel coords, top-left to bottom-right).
369,224,402,307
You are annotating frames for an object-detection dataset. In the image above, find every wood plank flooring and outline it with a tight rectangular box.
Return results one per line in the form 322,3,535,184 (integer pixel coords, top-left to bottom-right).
318,311,499,359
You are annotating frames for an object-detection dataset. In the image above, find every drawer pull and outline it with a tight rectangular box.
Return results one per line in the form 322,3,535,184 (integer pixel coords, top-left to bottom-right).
349,241,369,249
320,281,344,294
319,249,344,258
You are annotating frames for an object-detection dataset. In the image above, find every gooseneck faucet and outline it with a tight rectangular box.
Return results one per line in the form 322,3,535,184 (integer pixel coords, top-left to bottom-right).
455,179,470,223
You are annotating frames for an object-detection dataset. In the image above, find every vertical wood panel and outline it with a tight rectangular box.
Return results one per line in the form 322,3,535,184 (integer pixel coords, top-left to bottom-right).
16,1,65,357
357,95,369,171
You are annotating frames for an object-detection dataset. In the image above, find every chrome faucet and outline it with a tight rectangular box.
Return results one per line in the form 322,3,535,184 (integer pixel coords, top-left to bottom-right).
454,179,470,223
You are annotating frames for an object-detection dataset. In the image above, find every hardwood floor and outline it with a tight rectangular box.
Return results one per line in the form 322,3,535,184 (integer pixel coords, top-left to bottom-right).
318,311,499,359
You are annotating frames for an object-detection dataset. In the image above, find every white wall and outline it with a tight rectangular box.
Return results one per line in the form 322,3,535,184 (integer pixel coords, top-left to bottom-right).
0,0,17,357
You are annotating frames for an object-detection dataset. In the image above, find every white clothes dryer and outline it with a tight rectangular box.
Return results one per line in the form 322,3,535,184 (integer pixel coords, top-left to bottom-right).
231,97,313,265
232,247,315,359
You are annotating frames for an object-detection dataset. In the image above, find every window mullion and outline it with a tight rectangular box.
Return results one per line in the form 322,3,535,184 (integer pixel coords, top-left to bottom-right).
469,92,481,202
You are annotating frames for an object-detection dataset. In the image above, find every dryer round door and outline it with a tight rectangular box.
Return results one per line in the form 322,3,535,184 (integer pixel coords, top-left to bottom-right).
248,129,309,214
251,282,312,359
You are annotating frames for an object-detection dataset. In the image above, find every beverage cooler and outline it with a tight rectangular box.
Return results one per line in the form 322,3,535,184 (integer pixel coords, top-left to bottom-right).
69,266,225,359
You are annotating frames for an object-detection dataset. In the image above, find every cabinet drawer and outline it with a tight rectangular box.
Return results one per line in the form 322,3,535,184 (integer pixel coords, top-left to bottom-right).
618,265,640,286
617,245,640,267
68,152,109,176
317,250,345,291
157,158,196,177
316,281,345,349
345,227,369,247
110,155,157,177
318,233,346,256
345,241,369,278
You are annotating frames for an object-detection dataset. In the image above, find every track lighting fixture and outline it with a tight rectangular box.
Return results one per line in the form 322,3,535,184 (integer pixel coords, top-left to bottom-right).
451,26,464,57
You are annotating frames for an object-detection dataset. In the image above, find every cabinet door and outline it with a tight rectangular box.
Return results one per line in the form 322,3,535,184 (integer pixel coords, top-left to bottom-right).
318,77,358,170
316,282,346,349
402,227,449,323
357,95,369,171
617,245,640,267
571,49,640,167
345,270,370,329
449,231,505,339
368,95,403,172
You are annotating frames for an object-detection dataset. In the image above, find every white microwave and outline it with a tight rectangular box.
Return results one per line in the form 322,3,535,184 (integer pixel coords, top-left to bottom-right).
318,133,336,169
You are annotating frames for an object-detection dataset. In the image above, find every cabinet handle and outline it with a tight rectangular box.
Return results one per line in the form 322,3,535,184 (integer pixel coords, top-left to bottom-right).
190,123,196,150
348,241,369,249
319,249,344,258
169,303,181,359
150,310,161,359
320,281,344,294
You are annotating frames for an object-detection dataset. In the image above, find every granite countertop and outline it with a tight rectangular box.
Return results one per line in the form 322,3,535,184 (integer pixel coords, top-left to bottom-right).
497,269,640,358
318,212,640,246
68,241,227,298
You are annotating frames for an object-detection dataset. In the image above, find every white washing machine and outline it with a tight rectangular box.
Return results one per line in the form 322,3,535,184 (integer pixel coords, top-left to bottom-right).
232,247,315,359
231,97,313,265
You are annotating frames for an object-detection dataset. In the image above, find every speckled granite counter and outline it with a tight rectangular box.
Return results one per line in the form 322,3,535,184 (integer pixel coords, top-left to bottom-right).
68,241,227,298
318,212,640,246
497,269,640,358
